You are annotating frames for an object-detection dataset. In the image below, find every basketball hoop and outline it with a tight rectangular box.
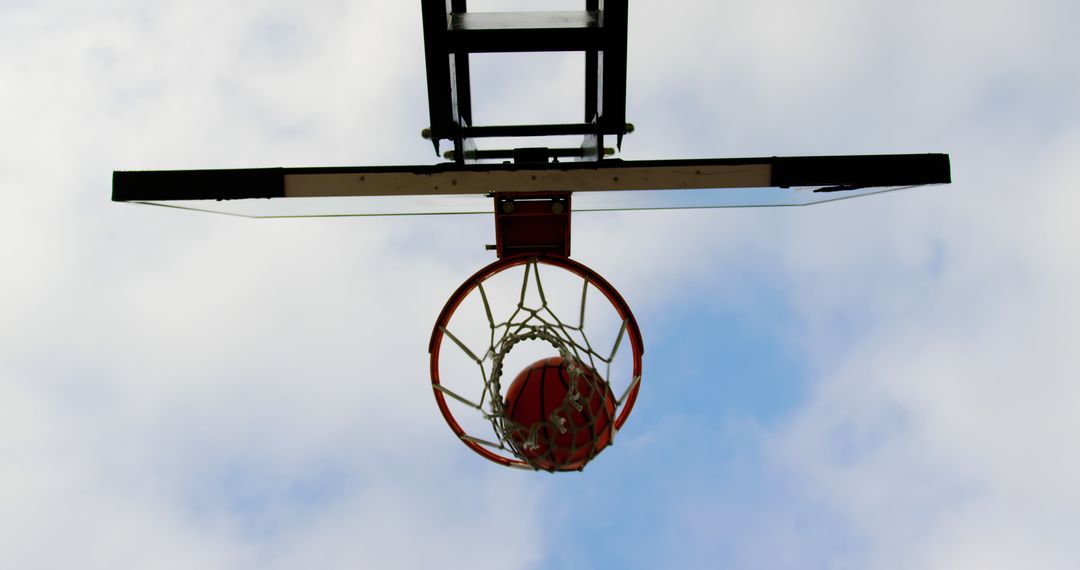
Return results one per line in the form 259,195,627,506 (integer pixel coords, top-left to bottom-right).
111,0,951,472
429,253,644,471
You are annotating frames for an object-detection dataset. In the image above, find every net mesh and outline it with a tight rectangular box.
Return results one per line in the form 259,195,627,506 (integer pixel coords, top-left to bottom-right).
434,258,640,470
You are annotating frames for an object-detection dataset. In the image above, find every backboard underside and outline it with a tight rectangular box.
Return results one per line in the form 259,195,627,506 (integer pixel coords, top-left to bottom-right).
112,154,951,218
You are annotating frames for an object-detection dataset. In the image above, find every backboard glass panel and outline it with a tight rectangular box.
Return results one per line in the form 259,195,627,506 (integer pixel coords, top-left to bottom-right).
122,185,932,218
113,154,951,218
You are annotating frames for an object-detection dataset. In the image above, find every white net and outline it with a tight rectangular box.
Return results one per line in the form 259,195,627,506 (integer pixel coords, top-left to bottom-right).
432,257,642,470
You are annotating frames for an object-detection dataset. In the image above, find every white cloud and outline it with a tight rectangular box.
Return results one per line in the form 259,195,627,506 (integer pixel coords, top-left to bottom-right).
744,57,1080,570
566,0,1080,566
0,2,545,568
3,0,1079,567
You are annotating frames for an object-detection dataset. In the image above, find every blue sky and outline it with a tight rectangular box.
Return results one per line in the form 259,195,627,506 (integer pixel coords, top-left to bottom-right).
2,0,1079,568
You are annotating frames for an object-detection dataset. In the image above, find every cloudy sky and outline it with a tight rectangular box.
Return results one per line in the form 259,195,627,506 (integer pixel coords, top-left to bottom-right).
3,0,1078,568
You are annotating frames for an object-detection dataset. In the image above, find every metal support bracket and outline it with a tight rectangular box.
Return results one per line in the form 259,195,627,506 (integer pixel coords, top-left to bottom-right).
421,0,629,165
492,192,572,258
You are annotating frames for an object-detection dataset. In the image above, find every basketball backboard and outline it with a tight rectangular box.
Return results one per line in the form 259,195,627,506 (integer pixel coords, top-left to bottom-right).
112,153,950,218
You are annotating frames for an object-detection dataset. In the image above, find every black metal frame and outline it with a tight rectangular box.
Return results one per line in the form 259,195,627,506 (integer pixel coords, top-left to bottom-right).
421,0,629,165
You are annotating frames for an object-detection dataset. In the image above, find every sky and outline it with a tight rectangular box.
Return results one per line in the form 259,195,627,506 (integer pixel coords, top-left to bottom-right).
2,0,1079,568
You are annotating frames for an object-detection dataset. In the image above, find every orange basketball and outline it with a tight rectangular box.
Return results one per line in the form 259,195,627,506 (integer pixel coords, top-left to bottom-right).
503,356,616,471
